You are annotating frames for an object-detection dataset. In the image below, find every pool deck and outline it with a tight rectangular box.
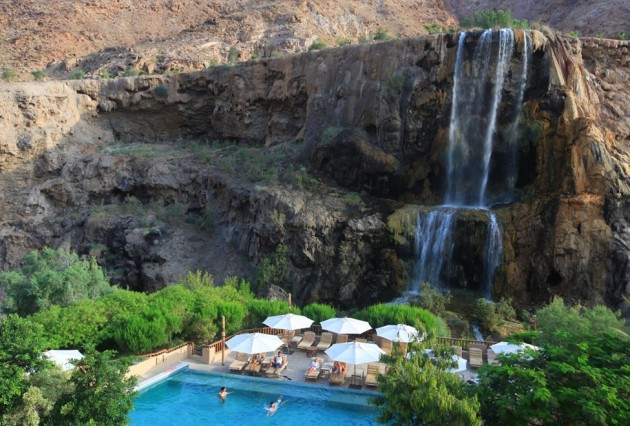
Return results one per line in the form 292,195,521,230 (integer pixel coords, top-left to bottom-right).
135,347,478,390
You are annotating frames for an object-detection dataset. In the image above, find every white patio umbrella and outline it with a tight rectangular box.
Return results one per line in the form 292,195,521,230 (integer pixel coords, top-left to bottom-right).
263,313,314,353
43,350,84,371
325,341,385,379
490,341,539,355
321,317,372,335
225,333,284,355
375,324,420,343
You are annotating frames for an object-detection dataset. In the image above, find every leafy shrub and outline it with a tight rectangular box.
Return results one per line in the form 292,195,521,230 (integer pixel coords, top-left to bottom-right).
250,52,261,60
358,35,370,44
411,282,452,317
474,298,516,334
471,9,528,29
424,23,441,34
123,68,143,77
243,299,298,329
569,30,580,38
1,68,18,81
177,270,214,290
252,244,291,294
460,18,472,29
302,303,336,324
154,85,168,97
384,73,404,98
69,70,85,80
336,38,352,47
619,32,628,40
190,210,216,231
99,71,113,79
0,248,113,316
31,70,47,81
227,46,239,63
372,29,393,41
354,304,450,336
308,40,327,51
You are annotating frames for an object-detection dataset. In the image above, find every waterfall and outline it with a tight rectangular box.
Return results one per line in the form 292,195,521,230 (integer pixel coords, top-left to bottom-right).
483,213,503,299
414,209,455,291
413,29,526,296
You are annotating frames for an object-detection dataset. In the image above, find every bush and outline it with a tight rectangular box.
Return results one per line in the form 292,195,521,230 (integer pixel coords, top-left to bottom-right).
154,84,168,97
619,32,628,40
308,40,327,51
1,69,18,82
250,52,261,60
336,38,352,47
471,9,528,29
358,35,370,44
69,70,85,80
424,23,441,34
0,248,113,316
31,70,47,81
243,299,298,329
99,71,113,79
372,29,393,41
302,303,336,324
252,244,291,294
411,282,452,317
569,30,580,38
384,73,404,98
227,46,239,63
354,304,450,337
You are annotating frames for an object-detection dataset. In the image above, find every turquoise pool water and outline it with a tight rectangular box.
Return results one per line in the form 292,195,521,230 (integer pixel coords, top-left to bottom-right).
130,370,380,425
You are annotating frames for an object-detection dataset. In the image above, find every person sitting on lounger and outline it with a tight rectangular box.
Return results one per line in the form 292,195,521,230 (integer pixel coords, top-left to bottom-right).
332,361,346,376
249,353,265,370
307,358,321,376
271,351,284,368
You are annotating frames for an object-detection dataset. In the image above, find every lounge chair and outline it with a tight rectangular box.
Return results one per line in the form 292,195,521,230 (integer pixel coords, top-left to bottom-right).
364,364,385,388
265,354,288,378
335,334,348,344
378,339,392,355
469,348,484,368
228,352,249,373
329,369,346,386
297,331,316,351
246,353,266,375
487,348,498,365
316,332,333,351
304,358,322,381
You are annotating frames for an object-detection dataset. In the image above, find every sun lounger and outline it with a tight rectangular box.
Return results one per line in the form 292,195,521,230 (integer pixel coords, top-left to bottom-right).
378,339,392,355
246,353,266,375
297,331,316,351
335,334,348,344
469,347,484,368
355,338,368,343
228,352,249,372
316,332,333,351
304,358,323,381
487,348,498,365
265,355,288,378
364,363,385,388
329,369,346,386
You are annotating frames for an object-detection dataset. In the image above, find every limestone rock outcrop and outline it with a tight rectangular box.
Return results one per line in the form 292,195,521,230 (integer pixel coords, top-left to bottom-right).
0,32,628,312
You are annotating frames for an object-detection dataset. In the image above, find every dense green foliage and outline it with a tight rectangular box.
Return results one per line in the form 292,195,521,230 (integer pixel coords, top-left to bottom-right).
460,9,528,30
354,303,450,337
252,244,291,293
51,348,137,426
1,248,113,316
301,303,337,323
374,341,481,425
0,315,49,417
411,282,451,316
476,299,629,425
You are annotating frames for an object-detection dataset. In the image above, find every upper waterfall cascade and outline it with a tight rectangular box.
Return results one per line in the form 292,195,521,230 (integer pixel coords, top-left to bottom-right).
412,29,530,296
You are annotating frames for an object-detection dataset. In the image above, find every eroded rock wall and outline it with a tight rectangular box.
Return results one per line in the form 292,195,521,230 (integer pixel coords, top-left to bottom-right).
0,32,628,311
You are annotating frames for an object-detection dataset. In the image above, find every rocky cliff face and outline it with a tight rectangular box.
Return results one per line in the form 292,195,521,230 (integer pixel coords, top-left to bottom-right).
0,32,628,312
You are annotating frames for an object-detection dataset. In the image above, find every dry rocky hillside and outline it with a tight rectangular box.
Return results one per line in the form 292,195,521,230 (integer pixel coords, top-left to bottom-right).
1,0,628,78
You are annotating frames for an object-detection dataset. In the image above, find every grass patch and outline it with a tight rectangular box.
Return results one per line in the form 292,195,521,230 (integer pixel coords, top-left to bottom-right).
308,40,327,51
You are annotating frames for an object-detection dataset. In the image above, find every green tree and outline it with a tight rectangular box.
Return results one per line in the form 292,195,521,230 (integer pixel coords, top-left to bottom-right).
411,282,451,316
0,315,48,417
374,341,482,425
1,248,114,316
51,348,137,426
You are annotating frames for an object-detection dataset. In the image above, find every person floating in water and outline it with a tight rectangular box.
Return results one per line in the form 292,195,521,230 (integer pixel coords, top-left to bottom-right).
218,386,231,401
266,398,283,416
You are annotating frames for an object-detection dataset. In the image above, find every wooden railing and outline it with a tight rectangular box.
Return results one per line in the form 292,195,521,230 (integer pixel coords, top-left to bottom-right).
203,326,276,354
436,337,496,349
138,341,194,359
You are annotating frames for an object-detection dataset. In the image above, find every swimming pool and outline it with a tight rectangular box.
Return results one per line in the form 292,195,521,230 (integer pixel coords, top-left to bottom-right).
130,369,381,425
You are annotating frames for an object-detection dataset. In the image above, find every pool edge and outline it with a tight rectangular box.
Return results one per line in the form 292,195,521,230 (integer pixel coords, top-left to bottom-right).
135,362,190,392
